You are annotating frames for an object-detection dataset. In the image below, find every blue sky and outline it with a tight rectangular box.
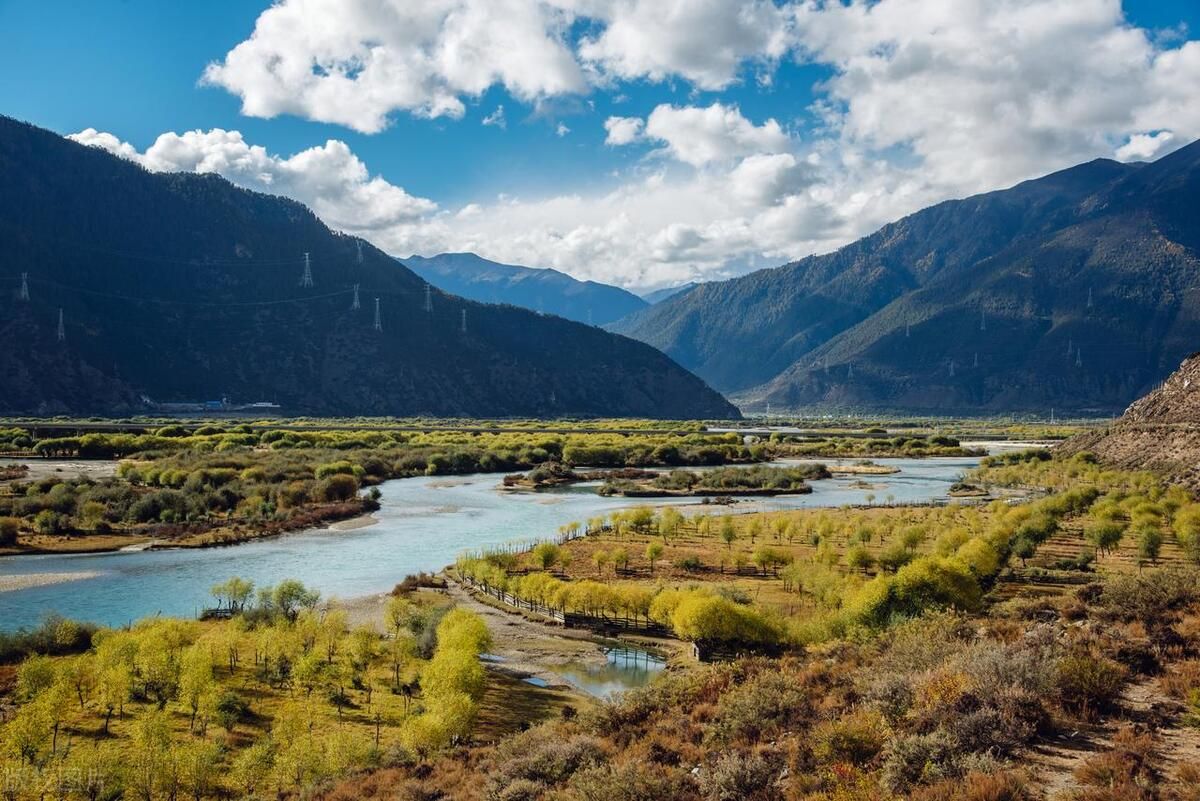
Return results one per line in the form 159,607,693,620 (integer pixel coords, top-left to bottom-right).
2,1,1198,290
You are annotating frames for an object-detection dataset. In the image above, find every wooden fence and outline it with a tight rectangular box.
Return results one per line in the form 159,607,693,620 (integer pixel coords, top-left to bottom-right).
460,577,668,635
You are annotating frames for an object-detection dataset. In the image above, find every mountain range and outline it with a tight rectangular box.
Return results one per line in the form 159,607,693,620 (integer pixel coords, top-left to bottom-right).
0,117,738,420
402,252,648,327
612,140,1200,415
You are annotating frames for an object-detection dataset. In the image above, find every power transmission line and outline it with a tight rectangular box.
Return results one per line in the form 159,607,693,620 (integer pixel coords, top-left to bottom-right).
351,284,361,311
19,277,354,308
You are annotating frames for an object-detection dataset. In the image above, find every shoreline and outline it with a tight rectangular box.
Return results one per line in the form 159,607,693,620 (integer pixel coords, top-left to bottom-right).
0,571,104,593
0,507,378,560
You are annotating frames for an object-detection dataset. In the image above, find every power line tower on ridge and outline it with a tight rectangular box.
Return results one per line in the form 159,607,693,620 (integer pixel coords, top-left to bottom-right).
356,240,363,264
19,272,29,302
351,284,361,311
461,309,468,335
56,308,65,342
424,284,433,313
300,252,313,288
373,298,382,332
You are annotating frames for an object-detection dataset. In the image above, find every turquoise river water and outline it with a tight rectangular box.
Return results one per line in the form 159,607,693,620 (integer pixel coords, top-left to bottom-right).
0,456,983,630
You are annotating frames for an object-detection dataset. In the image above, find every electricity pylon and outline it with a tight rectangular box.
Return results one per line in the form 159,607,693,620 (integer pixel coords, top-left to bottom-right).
300,252,313,288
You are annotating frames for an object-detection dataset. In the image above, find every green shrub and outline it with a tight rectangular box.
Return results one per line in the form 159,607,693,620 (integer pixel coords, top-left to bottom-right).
33,509,68,535
315,474,359,502
487,731,606,797
706,671,812,745
0,516,19,546
1056,651,1127,718
569,761,693,801
881,730,957,791
811,708,889,766
1099,569,1200,625
697,749,781,801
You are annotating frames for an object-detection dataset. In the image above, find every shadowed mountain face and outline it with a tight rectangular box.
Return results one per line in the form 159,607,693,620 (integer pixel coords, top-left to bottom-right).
612,142,1200,415
0,117,738,420
402,252,647,327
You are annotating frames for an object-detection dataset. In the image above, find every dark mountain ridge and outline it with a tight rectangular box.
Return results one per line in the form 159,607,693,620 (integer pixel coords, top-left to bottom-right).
613,142,1200,415
0,117,738,419
402,252,647,327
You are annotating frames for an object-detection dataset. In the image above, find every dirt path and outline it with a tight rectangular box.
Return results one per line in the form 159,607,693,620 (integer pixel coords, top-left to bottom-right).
1123,678,1200,776
443,578,609,675
1029,675,1200,797
1028,722,1113,798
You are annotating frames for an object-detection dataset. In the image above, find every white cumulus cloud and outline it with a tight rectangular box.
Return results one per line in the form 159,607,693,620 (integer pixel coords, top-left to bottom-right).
67,128,438,233
1115,131,1176,161
70,0,1200,292
202,0,585,133
577,0,792,89
789,0,1200,196
639,102,791,167
603,115,644,145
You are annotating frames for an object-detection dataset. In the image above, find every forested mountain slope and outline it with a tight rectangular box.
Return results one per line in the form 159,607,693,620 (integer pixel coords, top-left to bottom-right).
0,117,738,419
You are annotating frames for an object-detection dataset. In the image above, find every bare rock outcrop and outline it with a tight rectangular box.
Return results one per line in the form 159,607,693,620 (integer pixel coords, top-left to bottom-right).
1059,353,1200,491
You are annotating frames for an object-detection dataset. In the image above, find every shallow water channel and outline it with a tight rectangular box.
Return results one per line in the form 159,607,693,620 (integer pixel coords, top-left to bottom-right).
0,455,982,630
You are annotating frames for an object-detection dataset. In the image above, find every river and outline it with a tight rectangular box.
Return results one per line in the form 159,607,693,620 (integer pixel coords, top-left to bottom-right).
0,455,982,630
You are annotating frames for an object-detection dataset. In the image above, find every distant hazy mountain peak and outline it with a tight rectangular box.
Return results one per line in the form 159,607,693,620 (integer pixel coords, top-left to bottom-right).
641,282,698,305
401,252,646,326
